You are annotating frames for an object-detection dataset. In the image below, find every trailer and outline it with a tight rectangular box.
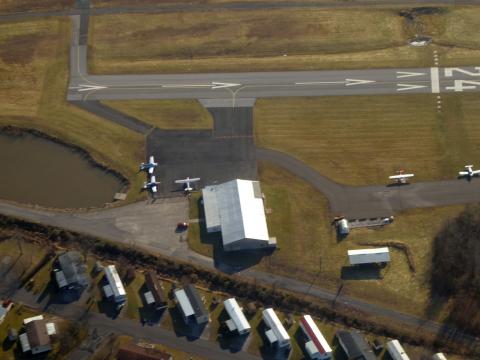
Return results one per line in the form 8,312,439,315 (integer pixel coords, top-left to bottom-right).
348,247,390,266
386,339,410,360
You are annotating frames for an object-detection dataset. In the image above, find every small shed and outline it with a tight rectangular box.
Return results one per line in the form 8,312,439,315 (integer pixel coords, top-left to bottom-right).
386,339,410,360
223,298,251,335
348,247,390,266
432,353,447,360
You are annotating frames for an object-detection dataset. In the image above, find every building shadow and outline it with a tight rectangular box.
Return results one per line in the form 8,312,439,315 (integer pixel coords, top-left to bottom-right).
340,265,382,281
95,277,121,319
137,283,166,325
256,321,291,360
217,309,249,353
167,306,207,341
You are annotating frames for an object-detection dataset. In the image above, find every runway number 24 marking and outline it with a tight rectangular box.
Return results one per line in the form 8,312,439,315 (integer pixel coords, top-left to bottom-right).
444,67,480,92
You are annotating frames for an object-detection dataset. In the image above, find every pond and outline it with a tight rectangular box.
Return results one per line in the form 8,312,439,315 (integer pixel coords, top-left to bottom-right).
0,131,125,208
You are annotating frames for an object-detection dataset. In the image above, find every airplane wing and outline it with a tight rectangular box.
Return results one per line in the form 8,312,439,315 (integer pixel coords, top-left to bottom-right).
148,167,154,174
389,174,414,179
473,170,480,175
189,177,201,182
175,179,188,184
459,171,469,176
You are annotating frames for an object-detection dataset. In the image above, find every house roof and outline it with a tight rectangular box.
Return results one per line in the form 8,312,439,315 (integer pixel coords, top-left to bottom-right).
184,284,208,320
262,308,290,344
300,315,332,355
223,298,251,333
58,251,89,287
336,330,375,360
104,265,126,299
203,179,269,245
25,320,50,349
117,343,172,360
144,272,166,306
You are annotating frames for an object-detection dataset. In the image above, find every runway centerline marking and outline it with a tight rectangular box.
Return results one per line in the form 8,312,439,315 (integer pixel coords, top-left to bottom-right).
430,67,440,94
396,83,428,91
161,81,241,90
295,78,375,86
396,71,426,78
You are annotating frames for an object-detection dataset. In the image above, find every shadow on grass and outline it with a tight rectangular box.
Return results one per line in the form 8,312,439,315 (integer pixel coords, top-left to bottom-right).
96,277,122,319
138,283,166,325
217,308,249,353
2,337,14,352
340,265,382,281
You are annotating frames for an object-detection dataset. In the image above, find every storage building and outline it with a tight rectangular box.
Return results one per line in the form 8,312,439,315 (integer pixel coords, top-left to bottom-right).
336,330,375,360
299,315,332,360
348,247,390,266
54,251,89,289
386,340,410,360
174,284,208,325
202,179,276,251
19,319,52,355
143,272,167,310
432,353,447,360
262,308,290,348
103,265,126,304
223,298,251,335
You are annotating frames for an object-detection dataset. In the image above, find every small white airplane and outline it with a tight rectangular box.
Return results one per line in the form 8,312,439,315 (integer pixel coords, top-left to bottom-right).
143,175,161,193
389,170,414,184
458,165,480,178
140,156,158,174
175,177,200,193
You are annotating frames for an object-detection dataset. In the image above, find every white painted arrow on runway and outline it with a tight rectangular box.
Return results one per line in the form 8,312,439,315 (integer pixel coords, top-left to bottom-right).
396,83,428,91
69,84,108,92
295,79,375,86
396,71,426,78
162,82,241,90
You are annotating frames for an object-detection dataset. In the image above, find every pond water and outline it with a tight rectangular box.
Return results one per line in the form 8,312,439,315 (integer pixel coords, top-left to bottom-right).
0,132,125,208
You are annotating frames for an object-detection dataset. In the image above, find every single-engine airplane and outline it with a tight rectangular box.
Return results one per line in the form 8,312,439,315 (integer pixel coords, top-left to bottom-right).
389,170,414,185
143,175,161,193
175,177,200,193
140,156,158,174
458,165,480,179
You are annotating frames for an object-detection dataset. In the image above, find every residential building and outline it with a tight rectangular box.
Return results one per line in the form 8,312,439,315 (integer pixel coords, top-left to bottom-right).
103,265,127,305
202,179,276,251
336,330,376,360
19,319,52,355
299,315,332,359
223,298,251,335
386,339,410,360
143,272,167,310
262,308,290,348
174,284,208,325
54,251,89,289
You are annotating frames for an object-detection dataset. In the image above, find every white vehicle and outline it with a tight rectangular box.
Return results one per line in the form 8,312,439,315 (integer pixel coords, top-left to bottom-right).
139,156,158,174
175,177,200,193
143,175,160,193
458,165,480,179
389,170,414,184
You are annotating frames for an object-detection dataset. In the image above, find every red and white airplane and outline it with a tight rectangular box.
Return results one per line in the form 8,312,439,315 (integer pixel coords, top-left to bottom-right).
459,165,480,179
175,177,200,193
389,170,414,184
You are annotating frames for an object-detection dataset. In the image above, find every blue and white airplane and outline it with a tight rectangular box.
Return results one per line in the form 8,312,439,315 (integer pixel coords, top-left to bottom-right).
143,176,161,193
140,156,158,174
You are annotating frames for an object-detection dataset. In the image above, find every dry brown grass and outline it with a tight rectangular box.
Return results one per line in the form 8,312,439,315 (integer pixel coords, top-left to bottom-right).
88,8,435,74
0,0,73,14
255,94,480,186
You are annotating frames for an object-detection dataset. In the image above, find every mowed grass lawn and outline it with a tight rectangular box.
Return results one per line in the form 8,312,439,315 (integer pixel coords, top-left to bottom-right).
88,8,432,74
0,18,146,203
102,100,213,129
0,0,73,14
255,94,480,186
257,162,464,318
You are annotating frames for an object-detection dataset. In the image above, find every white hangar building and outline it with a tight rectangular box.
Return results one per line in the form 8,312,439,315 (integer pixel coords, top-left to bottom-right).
202,179,276,251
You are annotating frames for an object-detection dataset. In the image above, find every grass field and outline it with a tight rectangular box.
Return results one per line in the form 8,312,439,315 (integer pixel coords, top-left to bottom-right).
88,8,432,74
0,0,73,14
102,100,213,129
255,94,480,186
0,18,146,204
89,7,480,74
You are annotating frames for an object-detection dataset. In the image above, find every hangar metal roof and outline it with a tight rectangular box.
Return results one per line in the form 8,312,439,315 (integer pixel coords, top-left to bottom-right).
203,179,269,245
223,298,251,334
104,265,126,299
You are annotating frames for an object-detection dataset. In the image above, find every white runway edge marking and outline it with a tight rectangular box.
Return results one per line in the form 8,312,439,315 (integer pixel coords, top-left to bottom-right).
430,67,440,94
